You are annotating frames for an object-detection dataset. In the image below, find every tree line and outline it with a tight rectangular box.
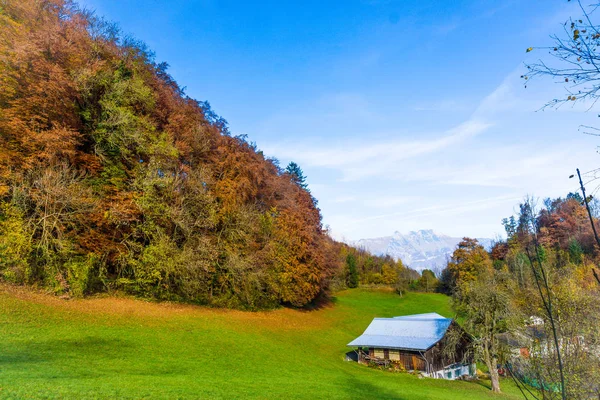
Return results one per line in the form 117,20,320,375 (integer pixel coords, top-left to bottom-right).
438,195,600,398
334,246,420,294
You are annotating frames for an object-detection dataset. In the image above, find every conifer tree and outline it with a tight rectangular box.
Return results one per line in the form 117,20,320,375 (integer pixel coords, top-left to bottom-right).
346,253,359,288
285,162,308,190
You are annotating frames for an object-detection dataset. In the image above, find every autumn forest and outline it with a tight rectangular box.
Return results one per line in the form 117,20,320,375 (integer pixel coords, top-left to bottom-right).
0,0,414,310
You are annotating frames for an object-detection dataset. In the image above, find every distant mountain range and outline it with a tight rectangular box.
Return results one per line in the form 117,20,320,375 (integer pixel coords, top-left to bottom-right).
354,230,493,272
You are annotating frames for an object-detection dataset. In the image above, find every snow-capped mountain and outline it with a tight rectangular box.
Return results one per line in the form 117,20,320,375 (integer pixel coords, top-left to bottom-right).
355,230,493,272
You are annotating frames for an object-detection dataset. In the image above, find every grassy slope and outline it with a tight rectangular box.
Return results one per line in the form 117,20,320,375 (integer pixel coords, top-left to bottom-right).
0,286,523,399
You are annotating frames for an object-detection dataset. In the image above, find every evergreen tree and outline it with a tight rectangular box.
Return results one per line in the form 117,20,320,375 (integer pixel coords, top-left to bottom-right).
285,162,308,190
568,238,583,264
346,253,359,288
566,192,583,204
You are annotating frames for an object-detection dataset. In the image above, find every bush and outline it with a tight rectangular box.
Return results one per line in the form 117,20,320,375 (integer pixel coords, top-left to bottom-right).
0,203,31,283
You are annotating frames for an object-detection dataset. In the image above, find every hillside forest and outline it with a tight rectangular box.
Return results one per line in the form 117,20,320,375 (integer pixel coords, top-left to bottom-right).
0,0,417,310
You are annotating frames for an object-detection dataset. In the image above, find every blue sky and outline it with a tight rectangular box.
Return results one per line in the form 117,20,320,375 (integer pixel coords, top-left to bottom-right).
79,0,600,241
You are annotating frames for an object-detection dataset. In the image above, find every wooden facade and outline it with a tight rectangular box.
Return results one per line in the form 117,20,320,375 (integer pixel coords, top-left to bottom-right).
358,321,472,375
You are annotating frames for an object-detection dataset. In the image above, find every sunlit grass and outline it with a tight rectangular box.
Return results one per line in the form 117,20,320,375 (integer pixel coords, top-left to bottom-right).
0,285,523,399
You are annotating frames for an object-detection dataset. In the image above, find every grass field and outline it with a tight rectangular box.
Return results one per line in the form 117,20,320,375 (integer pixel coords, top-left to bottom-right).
0,285,524,399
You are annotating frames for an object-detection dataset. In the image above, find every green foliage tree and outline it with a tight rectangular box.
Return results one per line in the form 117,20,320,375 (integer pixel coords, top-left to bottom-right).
418,269,439,292
346,253,359,288
442,238,492,294
285,162,308,190
566,192,583,204
567,238,583,264
502,216,517,238
0,202,31,283
452,271,514,394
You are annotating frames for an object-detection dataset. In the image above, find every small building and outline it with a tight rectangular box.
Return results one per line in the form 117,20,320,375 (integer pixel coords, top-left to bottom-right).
499,323,588,360
347,313,475,380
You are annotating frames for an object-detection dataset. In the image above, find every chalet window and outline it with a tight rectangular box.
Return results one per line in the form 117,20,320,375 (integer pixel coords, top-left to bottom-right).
374,348,384,358
388,350,400,361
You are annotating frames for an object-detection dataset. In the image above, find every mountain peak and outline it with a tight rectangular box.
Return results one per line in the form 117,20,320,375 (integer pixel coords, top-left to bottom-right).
357,231,492,272
409,229,436,236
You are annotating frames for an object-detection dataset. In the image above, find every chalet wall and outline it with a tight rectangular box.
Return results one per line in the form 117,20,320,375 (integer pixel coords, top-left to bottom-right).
398,352,425,371
363,322,473,374
367,348,426,371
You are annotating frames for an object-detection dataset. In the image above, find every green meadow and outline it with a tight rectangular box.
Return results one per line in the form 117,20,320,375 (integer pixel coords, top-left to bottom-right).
0,286,523,399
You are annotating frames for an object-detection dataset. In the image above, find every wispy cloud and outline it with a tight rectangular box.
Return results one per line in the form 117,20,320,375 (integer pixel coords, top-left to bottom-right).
363,195,417,208
263,67,550,184
331,194,522,231
413,99,474,112
330,195,357,204
264,118,492,181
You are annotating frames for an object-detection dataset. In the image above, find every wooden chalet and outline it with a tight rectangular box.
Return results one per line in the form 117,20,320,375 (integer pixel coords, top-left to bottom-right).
347,313,474,380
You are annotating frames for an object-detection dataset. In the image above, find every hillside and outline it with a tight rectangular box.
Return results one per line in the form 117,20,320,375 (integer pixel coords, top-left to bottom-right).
0,0,344,309
356,230,493,271
0,284,523,399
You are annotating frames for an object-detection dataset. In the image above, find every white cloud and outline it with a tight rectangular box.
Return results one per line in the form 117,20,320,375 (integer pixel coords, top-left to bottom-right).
413,98,474,112
363,195,417,208
263,118,492,181
347,194,521,226
330,195,357,204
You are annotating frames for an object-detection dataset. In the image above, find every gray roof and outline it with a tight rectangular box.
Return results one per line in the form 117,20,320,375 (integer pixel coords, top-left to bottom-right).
393,313,447,320
347,313,452,351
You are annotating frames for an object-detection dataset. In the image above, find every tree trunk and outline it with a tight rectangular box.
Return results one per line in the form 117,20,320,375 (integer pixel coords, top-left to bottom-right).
490,357,500,393
483,345,501,393
488,356,501,393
